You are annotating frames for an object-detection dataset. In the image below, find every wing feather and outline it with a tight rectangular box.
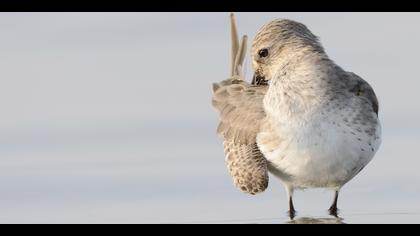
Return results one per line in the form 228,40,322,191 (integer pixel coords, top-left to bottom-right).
211,13,269,194
212,78,269,194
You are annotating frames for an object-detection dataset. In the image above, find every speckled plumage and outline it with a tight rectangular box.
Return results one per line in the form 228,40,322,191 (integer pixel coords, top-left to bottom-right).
212,74,269,194
211,14,382,217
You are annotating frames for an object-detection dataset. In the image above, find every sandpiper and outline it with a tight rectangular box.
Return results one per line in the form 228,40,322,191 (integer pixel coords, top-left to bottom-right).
212,14,381,219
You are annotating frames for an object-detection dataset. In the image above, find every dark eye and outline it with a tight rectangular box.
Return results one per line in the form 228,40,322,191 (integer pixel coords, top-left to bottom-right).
258,49,269,58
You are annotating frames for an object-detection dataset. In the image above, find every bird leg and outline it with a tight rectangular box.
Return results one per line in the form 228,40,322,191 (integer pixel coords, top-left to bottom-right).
329,190,339,217
286,187,296,220
288,195,296,220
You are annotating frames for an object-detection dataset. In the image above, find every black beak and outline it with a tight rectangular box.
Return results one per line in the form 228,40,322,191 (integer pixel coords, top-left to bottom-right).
252,72,267,85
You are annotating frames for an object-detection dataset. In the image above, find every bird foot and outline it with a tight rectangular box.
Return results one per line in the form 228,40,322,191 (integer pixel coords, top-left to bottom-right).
288,209,296,220
328,206,339,218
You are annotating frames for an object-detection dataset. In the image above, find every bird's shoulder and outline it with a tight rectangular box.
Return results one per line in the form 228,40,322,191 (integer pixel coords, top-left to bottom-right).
341,71,379,115
334,68,379,115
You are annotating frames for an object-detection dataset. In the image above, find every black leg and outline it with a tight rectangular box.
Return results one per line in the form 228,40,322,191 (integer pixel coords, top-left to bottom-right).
329,191,339,217
288,195,296,220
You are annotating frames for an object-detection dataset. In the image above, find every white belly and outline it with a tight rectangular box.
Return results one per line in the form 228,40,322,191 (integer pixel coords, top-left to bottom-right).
257,111,381,190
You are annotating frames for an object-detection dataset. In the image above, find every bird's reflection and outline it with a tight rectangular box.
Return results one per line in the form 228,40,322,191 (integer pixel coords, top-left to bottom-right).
286,217,345,224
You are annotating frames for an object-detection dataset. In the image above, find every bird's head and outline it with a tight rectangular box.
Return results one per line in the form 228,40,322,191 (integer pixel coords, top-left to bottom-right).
251,19,325,85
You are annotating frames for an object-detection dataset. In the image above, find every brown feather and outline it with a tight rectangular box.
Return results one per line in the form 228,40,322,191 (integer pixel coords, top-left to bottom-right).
212,78,269,194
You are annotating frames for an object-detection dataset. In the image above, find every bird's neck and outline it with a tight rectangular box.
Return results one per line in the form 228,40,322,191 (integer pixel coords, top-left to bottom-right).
264,51,334,118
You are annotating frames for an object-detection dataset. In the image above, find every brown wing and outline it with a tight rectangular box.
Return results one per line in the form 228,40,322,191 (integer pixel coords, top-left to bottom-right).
212,78,269,194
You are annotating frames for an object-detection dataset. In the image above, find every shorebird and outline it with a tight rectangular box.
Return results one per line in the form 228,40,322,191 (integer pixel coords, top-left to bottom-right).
212,14,381,219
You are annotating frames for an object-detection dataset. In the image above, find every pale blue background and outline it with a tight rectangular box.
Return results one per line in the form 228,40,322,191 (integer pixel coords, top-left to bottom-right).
0,13,419,223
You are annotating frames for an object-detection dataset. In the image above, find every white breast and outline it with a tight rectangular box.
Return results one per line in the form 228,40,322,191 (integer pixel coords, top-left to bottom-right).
257,105,381,190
